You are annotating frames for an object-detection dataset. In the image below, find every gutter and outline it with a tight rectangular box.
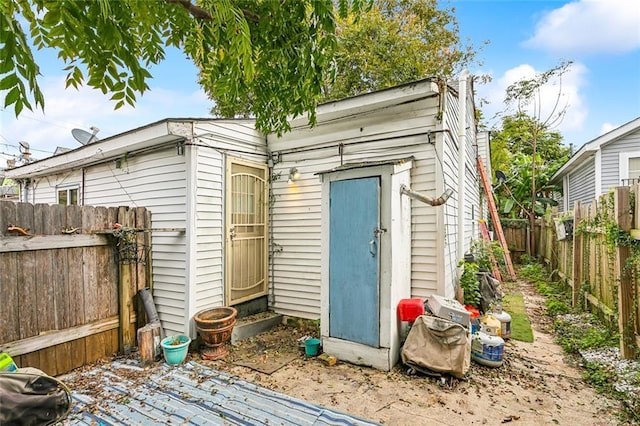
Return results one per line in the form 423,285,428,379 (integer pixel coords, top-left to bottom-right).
457,71,469,262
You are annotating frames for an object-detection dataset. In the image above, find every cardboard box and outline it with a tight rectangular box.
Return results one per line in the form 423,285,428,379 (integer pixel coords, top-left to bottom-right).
426,295,470,328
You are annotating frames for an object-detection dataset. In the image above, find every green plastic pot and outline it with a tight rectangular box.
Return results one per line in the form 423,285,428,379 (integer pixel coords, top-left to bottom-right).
161,335,191,365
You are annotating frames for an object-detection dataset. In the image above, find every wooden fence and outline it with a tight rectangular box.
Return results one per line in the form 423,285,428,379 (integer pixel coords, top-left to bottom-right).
0,201,151,375
535,186,640,359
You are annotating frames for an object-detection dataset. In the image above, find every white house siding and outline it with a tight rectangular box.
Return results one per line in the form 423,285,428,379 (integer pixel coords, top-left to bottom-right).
437,80,479,299
439,88,461,299
463,84,480,249
567,158,596,209
267,88,450,319
83,147,190,335
24,145,190,335
190,121,267,318
600,128,640,191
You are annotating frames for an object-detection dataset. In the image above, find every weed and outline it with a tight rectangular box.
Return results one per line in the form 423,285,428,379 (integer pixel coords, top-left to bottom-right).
554,315,617,354
458,260,481,307
583,361,618,395
546,298,571,316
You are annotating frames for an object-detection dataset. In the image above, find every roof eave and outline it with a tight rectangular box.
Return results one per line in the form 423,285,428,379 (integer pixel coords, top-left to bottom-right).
4,120,183,179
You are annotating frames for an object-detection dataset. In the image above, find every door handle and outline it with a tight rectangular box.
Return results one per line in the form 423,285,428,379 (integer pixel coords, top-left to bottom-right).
369,239,376,257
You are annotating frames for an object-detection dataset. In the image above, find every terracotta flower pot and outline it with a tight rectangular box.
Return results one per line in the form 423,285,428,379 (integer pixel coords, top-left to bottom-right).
193,307,237,360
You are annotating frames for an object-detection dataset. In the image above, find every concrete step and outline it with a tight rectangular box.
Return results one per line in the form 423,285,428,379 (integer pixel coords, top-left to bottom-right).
231,312,283,344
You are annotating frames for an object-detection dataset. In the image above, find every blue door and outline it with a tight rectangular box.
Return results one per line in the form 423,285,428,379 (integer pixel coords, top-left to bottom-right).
329,177,380,347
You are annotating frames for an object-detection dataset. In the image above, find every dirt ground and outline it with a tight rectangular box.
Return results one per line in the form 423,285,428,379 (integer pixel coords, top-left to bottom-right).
199,278,627,426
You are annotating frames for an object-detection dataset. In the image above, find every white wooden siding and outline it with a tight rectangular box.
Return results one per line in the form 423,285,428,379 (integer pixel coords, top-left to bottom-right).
268,93,444,319
441,87,462,299
567,158,596,208
192,120,267,316
463,83,480,249
600,128,640,190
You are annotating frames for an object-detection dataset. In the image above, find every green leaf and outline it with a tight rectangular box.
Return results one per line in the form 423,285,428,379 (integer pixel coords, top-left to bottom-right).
110,91,125,101
4,86,20,107
14,99,24,115
42,9,61,25
503,199,515,214
0,72,19,90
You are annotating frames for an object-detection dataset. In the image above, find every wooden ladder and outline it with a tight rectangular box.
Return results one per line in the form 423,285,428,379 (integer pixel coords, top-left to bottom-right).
477,156,516,280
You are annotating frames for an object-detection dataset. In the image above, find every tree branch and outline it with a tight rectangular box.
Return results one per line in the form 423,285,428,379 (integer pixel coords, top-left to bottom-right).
165,0,212,20
164,0,260,22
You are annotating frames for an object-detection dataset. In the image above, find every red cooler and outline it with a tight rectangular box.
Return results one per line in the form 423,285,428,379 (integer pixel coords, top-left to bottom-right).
397,298,425,322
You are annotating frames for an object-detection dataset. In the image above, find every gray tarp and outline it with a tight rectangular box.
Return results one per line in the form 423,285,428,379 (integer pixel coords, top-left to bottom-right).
0,367,71,425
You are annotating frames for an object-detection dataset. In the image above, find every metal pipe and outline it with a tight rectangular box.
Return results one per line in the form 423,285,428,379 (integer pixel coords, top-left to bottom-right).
138,287,160,323
400,185,453,206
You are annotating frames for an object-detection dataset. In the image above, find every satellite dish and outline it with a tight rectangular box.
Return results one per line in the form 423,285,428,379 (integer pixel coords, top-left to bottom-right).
72,127,100,145
495,170,507,184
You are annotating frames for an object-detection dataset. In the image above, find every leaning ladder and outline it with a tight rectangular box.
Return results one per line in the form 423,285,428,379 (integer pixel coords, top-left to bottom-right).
477,156,516,280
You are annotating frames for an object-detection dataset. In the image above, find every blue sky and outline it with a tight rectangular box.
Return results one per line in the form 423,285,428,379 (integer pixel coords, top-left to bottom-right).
1,0,639,164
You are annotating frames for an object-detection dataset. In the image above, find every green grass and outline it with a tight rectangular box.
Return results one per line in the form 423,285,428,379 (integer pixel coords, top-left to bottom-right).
501,292,534,343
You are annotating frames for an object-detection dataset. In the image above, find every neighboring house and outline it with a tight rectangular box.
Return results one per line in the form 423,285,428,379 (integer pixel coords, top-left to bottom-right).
1,175,19,200
550,116,640,212
4,77,482,370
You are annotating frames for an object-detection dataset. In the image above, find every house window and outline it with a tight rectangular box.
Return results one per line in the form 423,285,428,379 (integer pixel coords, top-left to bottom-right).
629,157,640,182
58,186,79,205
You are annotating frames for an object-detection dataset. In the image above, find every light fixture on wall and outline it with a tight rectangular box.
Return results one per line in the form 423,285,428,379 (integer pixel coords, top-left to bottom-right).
288,167,300,183
176,141,185,156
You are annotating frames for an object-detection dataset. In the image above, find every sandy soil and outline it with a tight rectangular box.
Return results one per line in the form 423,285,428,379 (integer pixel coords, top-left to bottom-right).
200,279,627,426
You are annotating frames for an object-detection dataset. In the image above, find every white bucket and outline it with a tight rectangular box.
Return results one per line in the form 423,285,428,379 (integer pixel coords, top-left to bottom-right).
490,308,512,340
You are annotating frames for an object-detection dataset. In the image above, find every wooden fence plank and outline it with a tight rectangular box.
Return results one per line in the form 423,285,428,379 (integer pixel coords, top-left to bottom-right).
18,251,38,340
615,187,637,359
572,201,583,307
15,202,34,234
2,316,119,356
135,207,147,329
117,206,135,352
0,252,19,342
82,206,104,364
0,234,109,252
0,201,17,237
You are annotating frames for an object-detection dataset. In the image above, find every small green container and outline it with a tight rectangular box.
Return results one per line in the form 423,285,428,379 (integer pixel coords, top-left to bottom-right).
304,338,321,357
0,353,18,372
161,335,191,365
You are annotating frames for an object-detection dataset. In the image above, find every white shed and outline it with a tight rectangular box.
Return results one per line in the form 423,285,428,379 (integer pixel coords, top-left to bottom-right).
4,77,481,370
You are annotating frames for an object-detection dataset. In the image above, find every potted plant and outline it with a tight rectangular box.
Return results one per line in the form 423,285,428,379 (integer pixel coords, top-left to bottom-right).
160,334,191,365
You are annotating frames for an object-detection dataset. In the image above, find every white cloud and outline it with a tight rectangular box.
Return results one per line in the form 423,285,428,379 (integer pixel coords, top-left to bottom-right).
477,62,589,134
599,122,618,135
524,0,640,55
1,75,211,162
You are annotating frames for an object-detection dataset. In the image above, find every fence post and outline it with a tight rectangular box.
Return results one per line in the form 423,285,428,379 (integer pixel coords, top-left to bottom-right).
614,187,637,359
572,201,582,307
118,206,134,353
